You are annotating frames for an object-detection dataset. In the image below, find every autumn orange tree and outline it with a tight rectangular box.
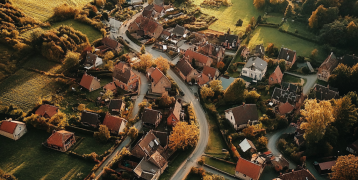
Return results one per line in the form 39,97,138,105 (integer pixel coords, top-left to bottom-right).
244,90,260,103
200,85,214,99
330,154,358,180
308,5,338,29
300,99,334,145
253,0,265,9
127,126,138,139
217,61,225,70
159,93,175,107
243,125,255,138
154,56,169,74
133,54,154,72
169,121,199,150
209,80,223,93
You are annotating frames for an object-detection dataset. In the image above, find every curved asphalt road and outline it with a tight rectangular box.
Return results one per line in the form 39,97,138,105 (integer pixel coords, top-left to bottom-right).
284,72,317,95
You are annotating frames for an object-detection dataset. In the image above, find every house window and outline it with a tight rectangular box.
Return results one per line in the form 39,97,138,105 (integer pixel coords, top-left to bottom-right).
243,70,247,74
270,77,273,81
19,127,21,131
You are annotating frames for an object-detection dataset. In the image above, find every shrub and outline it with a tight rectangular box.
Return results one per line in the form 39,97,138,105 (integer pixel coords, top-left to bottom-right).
52,4,79,21
94,125,111,142
198,157,205,165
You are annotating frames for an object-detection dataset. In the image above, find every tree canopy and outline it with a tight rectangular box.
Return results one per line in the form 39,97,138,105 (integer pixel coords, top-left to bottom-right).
223,78,246,103
169,121,199,150
331,154,358,180
201,85,215,99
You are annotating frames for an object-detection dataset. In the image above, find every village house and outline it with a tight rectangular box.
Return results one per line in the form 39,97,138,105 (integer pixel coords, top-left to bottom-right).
131,130,168,180
196,73,210,86
175,59,199,83
79,73,101,92
108,99,125,113
316,160,336,174
346,139,358,155
340,54,358,67
128,15,164,40
167,99,183,126
113,62,139,92
241,57,268,81
239,138,257,153
103,82,117,93
225,104,258,130
81,111,101,128
142,108,162,128
277,169,316,180
146,67,171,95
96,37,123,54
219,33,239,50
270,155,289,172
152,131,169,149
271,83,301,113
183,49,213,67
278,47,297,67
310,84,340,101
202,66,220,80
45,130,76,152
268,66,283,85
143,4,166,19
235,157,264,180
190,32,206,45
197,42,225,63
103,113,127,135
84,52,103,70
172,24,187,38
35,104,59,118
252,44,265,58
0,119,27,140
317,52,339,82
160,30,171,40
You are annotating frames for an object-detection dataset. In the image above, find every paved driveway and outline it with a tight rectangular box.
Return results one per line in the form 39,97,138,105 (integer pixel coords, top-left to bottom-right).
284,72,317,95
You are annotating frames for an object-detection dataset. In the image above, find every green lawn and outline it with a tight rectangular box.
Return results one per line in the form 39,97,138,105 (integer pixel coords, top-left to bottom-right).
159,148,194,180
204,156,236,175
47,19,102,43
281,18,318,40
72,133,114,155
192,0,263,34
248,27,327,62
205,115,229,159
264,13,283,24
282,74,302,84
316,79,328,86
0,129,95,180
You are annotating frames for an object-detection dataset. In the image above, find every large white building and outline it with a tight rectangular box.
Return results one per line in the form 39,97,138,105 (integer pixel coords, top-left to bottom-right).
241,57,267,81
0,119,27,140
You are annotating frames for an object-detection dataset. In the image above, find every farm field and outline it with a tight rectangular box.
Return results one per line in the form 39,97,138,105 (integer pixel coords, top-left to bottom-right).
192,0,263,34
23,55,62,73
9,0,93,22
0,129,95,180
248,27,327,62
0,69,62,112
47,19,102,43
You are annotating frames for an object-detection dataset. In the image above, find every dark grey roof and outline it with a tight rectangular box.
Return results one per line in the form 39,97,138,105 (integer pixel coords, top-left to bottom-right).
219,34,238,44
278,48,296,62
109,99,123,111
81,111,100,126
176,59,194,76
172,25,186,36
144,4,154,11
255,45,265,56
272,87,300,106
281,82,298,93
313,84,340,101
142,9,153,18
113,67,132,84
153,131,168,148
142,108,161,125
341,54,358,67
244,57,267,71
153,0,164,5
225,104,258,125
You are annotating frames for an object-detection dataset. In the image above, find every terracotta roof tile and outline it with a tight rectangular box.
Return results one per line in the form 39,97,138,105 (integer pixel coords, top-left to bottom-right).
47,130,74,148
278,102,294,114
104,82,117,92
101,37,121,50
202,66,217,78
269,66,283,84
184,49,212,65
103,113,126,133
236,157,262,179
148,68,165,85
176,59,194,76
153,4,164,13
0,121,17,134
35,104,59,118
80,73,97,90
197,74,210,86
318,161,336,171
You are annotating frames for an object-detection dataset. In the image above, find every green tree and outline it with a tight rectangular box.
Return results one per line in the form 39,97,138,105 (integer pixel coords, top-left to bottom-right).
308,5,338,29
302,0,317,15
310,49,318,60
249,16,256,26
245,90,260,103
128,126,138,139
94,125,111,142
102,89,114,100
223,78,246,103
284,5,294,18
140,45,146,54
209,80,223,92
278,59,286,72
253,0,265,9
319,20,347,46
159,93,175,107
332,96,358,135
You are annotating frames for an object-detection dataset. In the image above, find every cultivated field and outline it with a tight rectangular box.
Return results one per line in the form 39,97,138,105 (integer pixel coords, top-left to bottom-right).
193,0,263,34
0,130,95,180
248,27,326,62
9,0,93,22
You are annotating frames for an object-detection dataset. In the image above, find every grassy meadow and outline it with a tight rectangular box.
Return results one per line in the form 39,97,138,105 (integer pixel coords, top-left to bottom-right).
205,115,230,159
0,130,95,180
192,0,263,34
9,0,93,22
72,133,114,155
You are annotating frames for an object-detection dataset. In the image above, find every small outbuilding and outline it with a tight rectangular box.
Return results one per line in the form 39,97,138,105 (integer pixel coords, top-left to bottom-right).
0,119,27,140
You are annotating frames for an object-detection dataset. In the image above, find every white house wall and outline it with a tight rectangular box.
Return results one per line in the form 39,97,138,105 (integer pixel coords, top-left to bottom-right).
0,130,14,140
225,111,237,129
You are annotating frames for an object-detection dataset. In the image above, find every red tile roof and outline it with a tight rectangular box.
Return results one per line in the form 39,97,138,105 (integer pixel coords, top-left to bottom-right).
0,121,17,134
35,104,58,118
270,66,283,84
279,169,316,180
278,102,294,114
153,4,164,13
103,113,126,133
236,157,262,179
318,161,336,171
104,82,117,92
101,37,122,50
202,66,217,78
80,73,96,90
184,49,212,65
47,130,74,148
149,68,165,85
197,74,210,86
